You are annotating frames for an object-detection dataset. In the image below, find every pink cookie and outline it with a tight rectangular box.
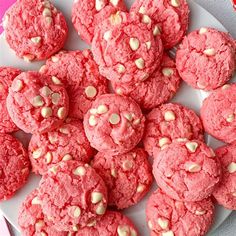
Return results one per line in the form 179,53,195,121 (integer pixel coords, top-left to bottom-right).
130,0,190,49
176,28,235,91
112,54,181,110
76,211,138,236
91,148,153,209
0,67,21,133
83,94,145,155
143,103,204,157
7,71,69,134
18,189,68,236
92,12,163,84
72,0,127,44
0,133,30,201
200,84,236,143
213,144,236,210
146,188,214,236
153,140,221,202
28,118,93,175
3,0,68,61
40,50,108,119
38,160,108,232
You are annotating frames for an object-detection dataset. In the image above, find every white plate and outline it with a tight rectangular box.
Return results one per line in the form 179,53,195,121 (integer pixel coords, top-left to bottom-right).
0,0,234,235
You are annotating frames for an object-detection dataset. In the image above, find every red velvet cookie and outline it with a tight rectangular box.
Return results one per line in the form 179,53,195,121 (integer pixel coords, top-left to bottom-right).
200,84,236,143
130,0,190,49
0,67,21,133
7,71,69,134
72,0,127,44
3,0,68,61
143,103,204,157
91,148,152,209
0,133,30,201
29,118,93,175
38,160,108,232
176,28,235,91
18,189,68,236
112,54,181,110
146,188,214,236
83,94,145,155
40,50,108,119
153,140,221,202
213,144,236,210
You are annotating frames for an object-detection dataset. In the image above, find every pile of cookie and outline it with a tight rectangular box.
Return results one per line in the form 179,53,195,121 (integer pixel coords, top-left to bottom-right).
0,0,236,235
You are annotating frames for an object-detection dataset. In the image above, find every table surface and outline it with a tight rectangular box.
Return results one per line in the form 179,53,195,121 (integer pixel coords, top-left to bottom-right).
0,0,236,235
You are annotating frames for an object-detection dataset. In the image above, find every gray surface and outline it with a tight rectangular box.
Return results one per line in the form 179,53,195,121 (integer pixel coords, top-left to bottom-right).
9,0,236,235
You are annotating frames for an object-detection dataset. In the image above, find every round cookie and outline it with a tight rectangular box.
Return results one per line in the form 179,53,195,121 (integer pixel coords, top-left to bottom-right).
40,50,108,119
29,118,93,175
130,0,190,49
7,71,69,134
153,140,221,202
112,54,181,110
146,188,214,236
0,67,21,133
3,0,68,61
200,84,236,143
213,144,236,210
83,94,145,155
0,133,30,201
76,211,138,236
72,0,127,44
143,103,204,157
91,148,153,209
92,12,163,84
176,27,235,91
18,189,68,236
38,160,108,232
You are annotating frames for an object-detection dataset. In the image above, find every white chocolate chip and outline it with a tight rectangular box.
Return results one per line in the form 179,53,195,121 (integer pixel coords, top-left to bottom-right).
57,107,67,119
31,36,41,44
41,232,47,236
136,184,145,193
35,220,45,228
91,192,103,204
131,229,137,236
232,192,236,197
227,162,236,173
41,107,53,118
23,54,35,62
52,93,61,105
32,95,44,107
95,0,105,11
40,86,52,97
39,65,46,73
116,88,123,95
49,166,57,174
85,86,97,98
195,210,206,215
197,82,206,89
110,0,119,6
122,160,133,170
72,225,79,232
48,135,57,144
31,197,42,205
89,115,97,126
135,58,145,69
87,220,97,227
62,154,73,161
176,138,188,142
90,108,97,115
13,80,23,92
226,114,235,123
170,0,180,7
186,163,201,172
159,137,171,147
142,15,151,24
199,28,208,34
111,169,117,177
33,148,42,159
148,220,153,229
117,225,130,236
103,31,111,41
162,68,174,77
145,41,151,50
73,207,81,217
51,76,62,84
43,8,51,17
44,1,51,8
139,6,146,14
185,142,199,153
164,111,175,121
133,118,141,125
141,73,149,81
162,231,174,236
45,152,52,164
222,84,230,90
110,12,122,25
97,105,108,114
153,25,161,36
51,56,59,62
129,38,140,51
73,166,86,176
117,64,126,73
96,203,106,215
45,16,52,24
124,113,133,121
204,48,216,56
59,127,70,134
109,113,120,125
157,218,169,230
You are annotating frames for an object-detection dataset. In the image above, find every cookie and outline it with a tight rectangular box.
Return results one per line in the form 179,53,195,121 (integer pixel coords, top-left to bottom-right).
38,160,108,232
153,140,221,202
3,0,68,61
146,188,214,236
112,54,181,110
72,0,127,44
176,28,235,91
91,148,153,209
83,94,145,155
91,12,163,84
0,67,21,133
28,118,93,175
200,84,236,143
0,133,30,201
130,0,190,49
18,189,68,236
40,50,108,119
7,71,69,134
76,211,138,236
143,103,204,157
213,144,236,210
